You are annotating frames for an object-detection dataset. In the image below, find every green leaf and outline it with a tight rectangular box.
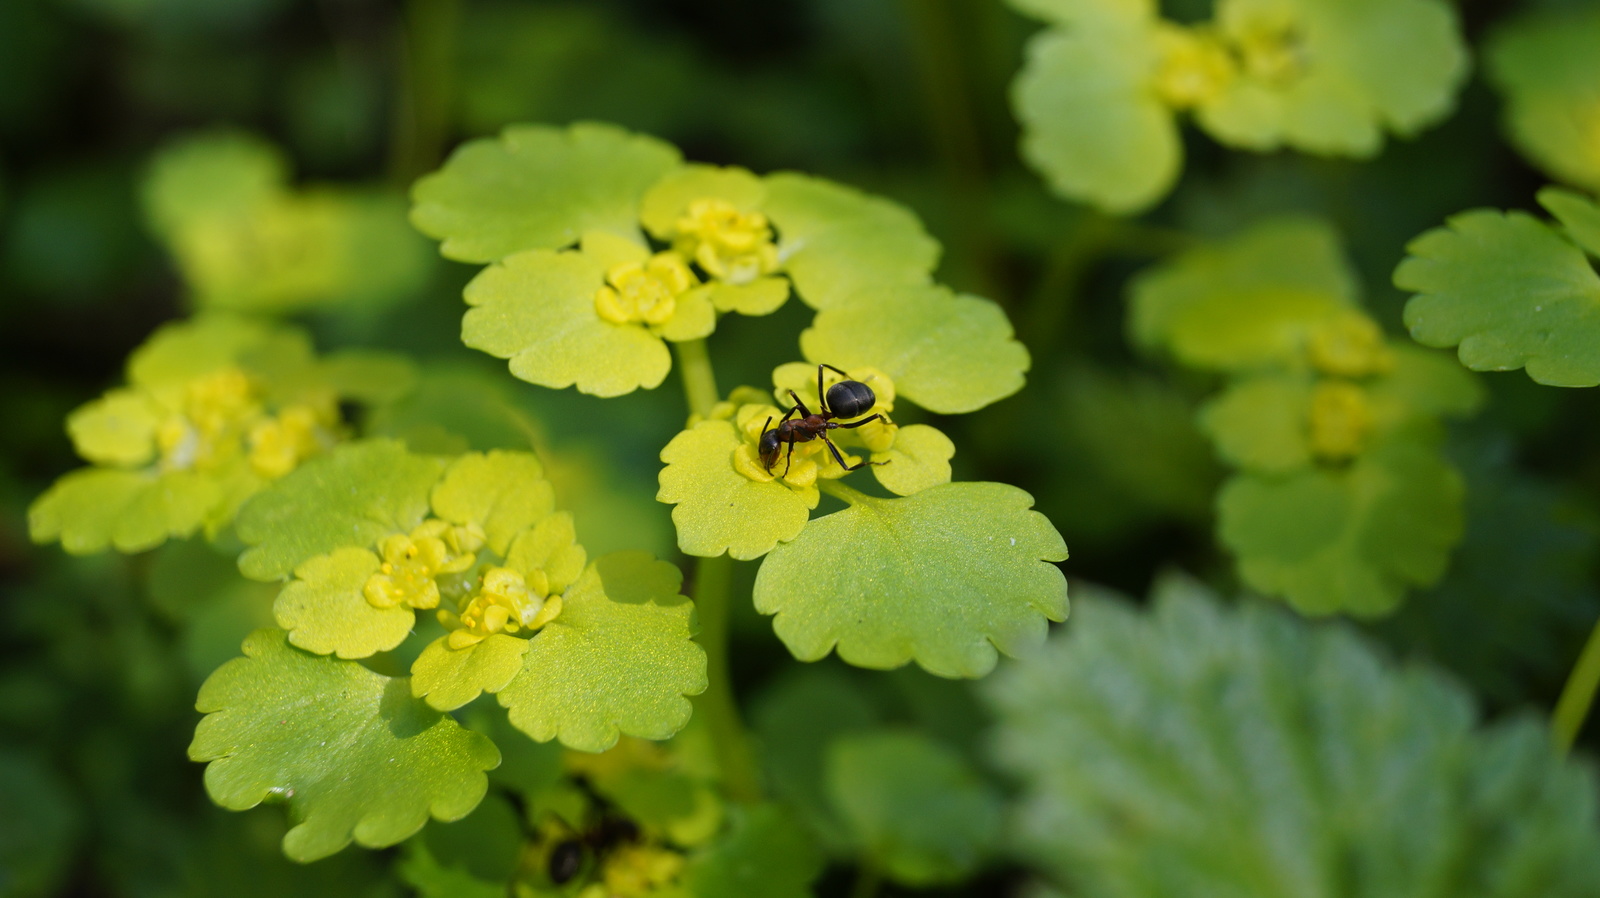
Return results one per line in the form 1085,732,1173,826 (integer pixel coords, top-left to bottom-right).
1197,0,1468,156
398,844,504,898
0,748,81,898
410,121,681,262
672,805,824,898
761,173,940,309
1485,5,1600,194
984,581,1600,898
1013,21,1180,213
273,547,414,658
638,163,766,240
29,466,225,555
1539,186,1600,259
1218,443,1465,616
754,482,1068,678
657,420,816,560
1005,0,1154,27
871,424,954,496
142,130,285,238
1198,375,1314,474
751,667,882,855
363,364,539,455
411,635,531,712
460,242,673,398
65,388,160,467
430,450,555,556
316,350,419,406
1372,446,1600,707
498,552,706,752
693,277,790,316
1397,207,1600,387
189,629,501,862
1130,216,1358,371
127,314,307,389
236,439,445,581
801,284,1029,414
416,790,524,883
826,731,1000,886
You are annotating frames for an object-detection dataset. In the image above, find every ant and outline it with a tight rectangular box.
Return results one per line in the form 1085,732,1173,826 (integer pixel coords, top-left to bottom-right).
546,810,641,885
759,363,890,478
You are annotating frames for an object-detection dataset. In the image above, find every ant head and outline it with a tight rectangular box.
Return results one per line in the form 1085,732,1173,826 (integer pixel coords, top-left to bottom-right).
826,379,876,419
758,417,781,469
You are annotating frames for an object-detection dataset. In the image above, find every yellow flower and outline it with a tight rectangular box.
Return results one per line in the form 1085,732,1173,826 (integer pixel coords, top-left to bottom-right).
363,519,481,611
594,251,699,326
155,367,263,472
1153,25,1236,109
1309,380,1373,461
247,396,339,478
1308,313,1394,378
441,565,564,649
675,198,779,284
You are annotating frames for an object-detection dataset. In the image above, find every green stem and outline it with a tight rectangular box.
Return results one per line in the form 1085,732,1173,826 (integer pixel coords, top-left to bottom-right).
671,339,761,802
673,340,721,420
389,0,460,183
1553,612,1600,754
817,478,880,507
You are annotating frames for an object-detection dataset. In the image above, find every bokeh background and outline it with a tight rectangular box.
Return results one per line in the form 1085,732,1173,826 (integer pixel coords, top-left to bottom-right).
2,0,1599,894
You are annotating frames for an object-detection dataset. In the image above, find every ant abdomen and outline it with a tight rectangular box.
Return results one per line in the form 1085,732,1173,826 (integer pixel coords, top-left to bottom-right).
826,379,876,419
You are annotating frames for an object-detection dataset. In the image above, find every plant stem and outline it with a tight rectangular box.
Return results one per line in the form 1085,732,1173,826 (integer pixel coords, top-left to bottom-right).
1553,612,1600,754
671,339,762,801
389,0,460,183
673,339,721,420
818,478,879,507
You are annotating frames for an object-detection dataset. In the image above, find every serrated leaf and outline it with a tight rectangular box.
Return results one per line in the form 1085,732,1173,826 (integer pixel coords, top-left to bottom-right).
430,450,554,555
638,164,766,240
762,173,940,310
273,547,414,658
983,583,1600,898
411,634,531,712
800,284,1028,414
236,439,445,581
1131,217,1358,370
871,423,954,496
410,122,681,262
1372,446,1600,706
1218,443,1465,616
656,421,816,560
498,552,706,752
460,243,673,398
1539,186,1600,259
1397,207,1600,387
1013,21,1180,214
1198,0,1468,156
1485,5,1600,194
66,388,160,466
189,629,500,862
29,467,225,555
826,731,1000,886
671,805,824,898
142,130,285,237
753,482,1068,678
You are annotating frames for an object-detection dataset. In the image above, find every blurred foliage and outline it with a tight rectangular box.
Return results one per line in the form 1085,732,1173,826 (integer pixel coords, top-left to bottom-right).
4,0,1600,895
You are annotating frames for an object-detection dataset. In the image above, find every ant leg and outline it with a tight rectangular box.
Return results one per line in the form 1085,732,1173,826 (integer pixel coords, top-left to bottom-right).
781,438,795,477
821,433,888,471
834,413,884,430
787,388,812,419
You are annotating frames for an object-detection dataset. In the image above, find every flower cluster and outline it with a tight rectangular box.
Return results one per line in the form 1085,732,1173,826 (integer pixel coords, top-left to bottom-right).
1010,0,1469,211
1132,218,1481,615
29,315,407,555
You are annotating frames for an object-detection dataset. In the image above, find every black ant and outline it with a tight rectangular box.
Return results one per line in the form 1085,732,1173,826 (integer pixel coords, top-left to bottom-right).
759,364,890,477
546,811,641,885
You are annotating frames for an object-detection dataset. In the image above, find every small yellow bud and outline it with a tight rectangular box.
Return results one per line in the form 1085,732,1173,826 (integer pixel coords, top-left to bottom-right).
675,198,779,284
1309,381,1372,461
1308,314,1394,378
594,252,698,326
1153,25,1236,109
